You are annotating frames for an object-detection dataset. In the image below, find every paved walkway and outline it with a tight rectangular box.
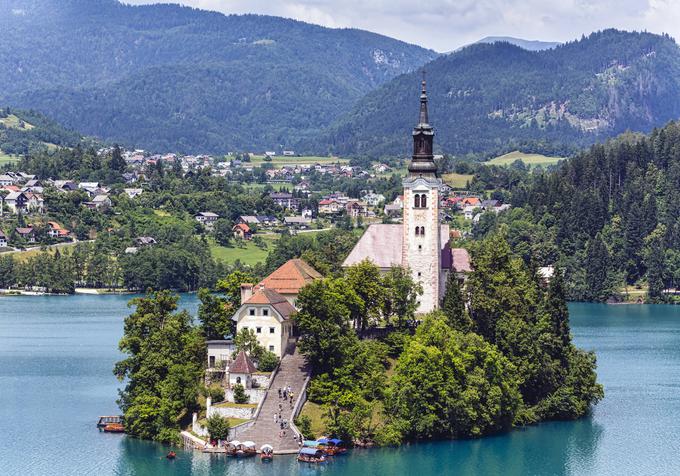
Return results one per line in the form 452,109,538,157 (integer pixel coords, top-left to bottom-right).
237,346,310,453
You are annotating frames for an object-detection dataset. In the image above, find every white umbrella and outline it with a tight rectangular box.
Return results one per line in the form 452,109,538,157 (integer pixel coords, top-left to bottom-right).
243,441,256,448
229,440,241,447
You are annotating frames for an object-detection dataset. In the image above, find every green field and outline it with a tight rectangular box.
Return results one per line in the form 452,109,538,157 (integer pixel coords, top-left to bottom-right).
0,151,19,165
209,234,279,266
442,173,474,189
0,114,34,130
487,151,564,168
248,154,349,169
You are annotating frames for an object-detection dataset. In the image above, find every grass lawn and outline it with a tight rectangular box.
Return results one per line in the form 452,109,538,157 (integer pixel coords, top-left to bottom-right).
8,242,79,263
213,402,258,409
487,151,564,168
299,401,326,438
0,151,20,165
442,173,474,189
241,182,292,191
249,155,349,169
209,234,279,266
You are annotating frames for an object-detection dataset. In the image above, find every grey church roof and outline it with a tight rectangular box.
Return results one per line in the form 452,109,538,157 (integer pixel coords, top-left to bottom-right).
342,224,452,269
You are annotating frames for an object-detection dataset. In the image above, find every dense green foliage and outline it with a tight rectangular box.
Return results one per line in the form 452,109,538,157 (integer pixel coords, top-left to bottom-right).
477,121,680,302
297,235,602,445
325,30,680,158
0,0,434,154
114,292,205,443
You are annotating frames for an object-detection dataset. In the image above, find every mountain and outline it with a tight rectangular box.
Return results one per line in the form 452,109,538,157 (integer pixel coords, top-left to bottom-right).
475,36,560,51
0,0,436,154
323,30,680,158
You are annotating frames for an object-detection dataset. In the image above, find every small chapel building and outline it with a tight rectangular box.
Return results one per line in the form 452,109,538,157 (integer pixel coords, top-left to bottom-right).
343,79,471,314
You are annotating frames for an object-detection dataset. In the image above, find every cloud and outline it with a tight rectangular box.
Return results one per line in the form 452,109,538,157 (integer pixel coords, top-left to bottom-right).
123,0,680,51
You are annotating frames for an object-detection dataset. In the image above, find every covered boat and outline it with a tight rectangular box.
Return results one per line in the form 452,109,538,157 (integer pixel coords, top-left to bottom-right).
297,447,327,464
260,444,274,461
225,440,240,456
325,438,347,455
236,441,257,457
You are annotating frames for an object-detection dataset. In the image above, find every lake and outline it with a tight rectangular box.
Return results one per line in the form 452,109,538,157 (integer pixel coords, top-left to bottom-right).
1,296,680,475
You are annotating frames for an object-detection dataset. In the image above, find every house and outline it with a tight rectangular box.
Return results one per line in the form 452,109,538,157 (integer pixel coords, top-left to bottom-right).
346,200,368,218
0,174,17,186
463,205,477,220
250,258,322,307
363,192,385,207
47,222,69,239
538,266,555,285
265,151,277,157
4,191,44,214
195,212,219,229
233,223,253,240
238,215,259,226
269,192,299,209
135,236,157,247
207,339,235,369
0,230,7,248
123,188,143,199
461,196,482,208
15,227,35,243
228,350,258,388
256,215,279,227
283,216,312,229
318,198,342,215
78,182,100,190
89,195,112,209
53,180,78,192
282,150,295,156
233,288,297,358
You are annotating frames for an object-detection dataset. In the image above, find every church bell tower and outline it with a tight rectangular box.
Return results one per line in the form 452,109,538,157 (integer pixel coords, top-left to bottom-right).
402,77,442,313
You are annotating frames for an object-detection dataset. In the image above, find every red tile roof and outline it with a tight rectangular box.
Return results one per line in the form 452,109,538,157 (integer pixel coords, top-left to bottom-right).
233,223,251,233
244,288,296,319
257,259,322,295
229,350,257,374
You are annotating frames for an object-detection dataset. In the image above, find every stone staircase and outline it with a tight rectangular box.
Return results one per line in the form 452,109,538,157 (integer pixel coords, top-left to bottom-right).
236,346,311,453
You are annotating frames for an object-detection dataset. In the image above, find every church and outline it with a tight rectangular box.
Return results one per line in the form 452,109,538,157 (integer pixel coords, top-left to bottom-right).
343,79,471,313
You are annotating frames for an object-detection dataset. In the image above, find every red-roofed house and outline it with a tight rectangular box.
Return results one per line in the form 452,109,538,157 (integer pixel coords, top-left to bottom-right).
228,350,258,388
233,288,297,358
318,199,342,215
47,221,70,239
232,223,252,240
253,258,322,306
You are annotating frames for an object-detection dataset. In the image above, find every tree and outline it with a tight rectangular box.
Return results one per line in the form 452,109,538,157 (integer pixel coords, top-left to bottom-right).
215,270,256,307
206,414,230,441
233,383,249,404
295,278,360,374
344,260,384,332
644,224,667,302
441,271,473,332
212,219,233,246
113,291,205,443
108,144,126,172
197,288,233,339
381,266,422,328
387,313,521,439
234,328,264,360
585,234,612,301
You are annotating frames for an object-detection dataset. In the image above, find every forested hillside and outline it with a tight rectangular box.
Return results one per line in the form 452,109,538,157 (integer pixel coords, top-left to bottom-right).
476,121,680,303
0,107,84,159
324,30,680,158
0,0,435,154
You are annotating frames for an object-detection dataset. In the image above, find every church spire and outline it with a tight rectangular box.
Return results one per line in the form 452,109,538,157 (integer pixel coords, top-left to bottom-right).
408,74,437,176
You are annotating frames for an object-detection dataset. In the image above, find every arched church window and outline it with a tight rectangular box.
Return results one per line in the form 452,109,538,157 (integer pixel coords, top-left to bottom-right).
414,194,420,208
421,194,427,208
415,227,420,236
420,226,425,236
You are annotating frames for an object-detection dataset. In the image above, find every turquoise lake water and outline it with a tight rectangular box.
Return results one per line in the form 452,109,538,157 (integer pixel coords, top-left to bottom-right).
1,296,680,475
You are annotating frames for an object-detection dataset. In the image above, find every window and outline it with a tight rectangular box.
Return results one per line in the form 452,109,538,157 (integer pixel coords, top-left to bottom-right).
249,308,255,316
269,345,275,352
417,272,422,277
415,226,420,236
421,194,427,208
418,245,422,250
270,327,275,334
236,376,241,384
209,356,215,367
414,194,420,208
420,226,425,236
256,327,262,334
263,309,269,316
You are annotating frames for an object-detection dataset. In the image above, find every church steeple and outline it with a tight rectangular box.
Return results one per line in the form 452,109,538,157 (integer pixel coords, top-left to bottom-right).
408,74,437,176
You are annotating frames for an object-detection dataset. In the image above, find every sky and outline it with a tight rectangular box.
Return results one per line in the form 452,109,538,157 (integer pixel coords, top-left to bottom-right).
123,0,680,52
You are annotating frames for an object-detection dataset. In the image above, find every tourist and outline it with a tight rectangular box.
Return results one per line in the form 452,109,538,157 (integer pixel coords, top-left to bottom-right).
278,388,281,398
279,402,283,411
